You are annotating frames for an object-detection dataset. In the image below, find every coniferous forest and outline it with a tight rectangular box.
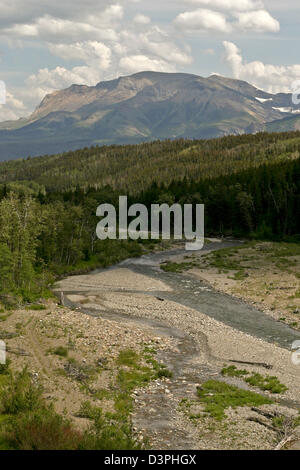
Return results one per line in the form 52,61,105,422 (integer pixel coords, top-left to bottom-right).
0,132,299,304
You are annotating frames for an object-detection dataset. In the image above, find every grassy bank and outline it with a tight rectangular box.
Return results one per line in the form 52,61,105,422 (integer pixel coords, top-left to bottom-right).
161,240,300,327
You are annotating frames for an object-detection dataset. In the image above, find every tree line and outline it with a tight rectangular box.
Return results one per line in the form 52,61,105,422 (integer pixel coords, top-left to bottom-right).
0,135,299,305
0,131,300,193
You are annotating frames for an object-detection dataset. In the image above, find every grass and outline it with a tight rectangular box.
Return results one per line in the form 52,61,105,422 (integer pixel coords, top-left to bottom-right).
196,380,273,421
221,366,288,394
230,270,248,281
245,374,288,394
25,304,47,311
74,347,173,449
0,367,44,415
0,313,12,322
221,365,248,378
95,348,173,428
76,401,141,450
116,349,172,391
94,389,112,400
202,241,300,277
0,332,170,449
160,261,196,273
160,242,255,277
116,350,139,368
0,365,142,450
52,346,68,358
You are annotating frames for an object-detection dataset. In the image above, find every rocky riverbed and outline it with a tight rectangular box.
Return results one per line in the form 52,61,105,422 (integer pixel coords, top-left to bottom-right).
54,241,300,450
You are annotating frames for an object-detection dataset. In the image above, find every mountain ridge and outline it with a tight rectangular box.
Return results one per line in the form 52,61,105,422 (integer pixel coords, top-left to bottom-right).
0,71,299,161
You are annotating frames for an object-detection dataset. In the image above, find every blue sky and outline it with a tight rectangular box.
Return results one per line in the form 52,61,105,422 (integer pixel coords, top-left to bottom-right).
0,0,300,121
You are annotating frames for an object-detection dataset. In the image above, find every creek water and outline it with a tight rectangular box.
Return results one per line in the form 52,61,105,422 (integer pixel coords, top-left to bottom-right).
114,241,300,350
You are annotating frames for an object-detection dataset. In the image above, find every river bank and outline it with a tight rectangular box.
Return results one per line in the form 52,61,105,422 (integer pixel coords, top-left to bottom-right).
1,240,300,449
53,240,300,450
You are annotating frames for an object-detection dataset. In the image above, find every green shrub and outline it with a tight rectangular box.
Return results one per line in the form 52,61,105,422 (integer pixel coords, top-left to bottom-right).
0,358,11,376
221,365,248,377
0,368,43,415
156,368,173,379
53,346,68,358
77,401,141,450
26,304,47,311
245,373,288,394
221,366,288,394
117,350,139,368
4,407,82,450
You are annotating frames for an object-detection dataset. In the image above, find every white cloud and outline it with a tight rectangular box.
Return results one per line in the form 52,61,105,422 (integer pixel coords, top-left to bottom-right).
139,28,192,65
0,90,25,121
26,65,105,91
133,14,151,25
0,1,130,27
4,14,120,43
119,55,176,74
175,3,279,34
223,41,300,93
184,0,263,11
223,41,243,78
235,10,280,32
0,0,284,122
0,1,194,120
49,41,112,70
174,8,231,32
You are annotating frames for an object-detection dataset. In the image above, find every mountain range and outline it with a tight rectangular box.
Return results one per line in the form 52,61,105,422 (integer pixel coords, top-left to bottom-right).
1,71,300,161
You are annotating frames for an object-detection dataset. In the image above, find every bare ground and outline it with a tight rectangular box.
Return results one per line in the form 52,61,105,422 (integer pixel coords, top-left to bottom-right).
2,240,300,450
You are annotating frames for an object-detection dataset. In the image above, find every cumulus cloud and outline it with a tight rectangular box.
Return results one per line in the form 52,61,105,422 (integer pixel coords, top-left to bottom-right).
223,41,243,78
0,0,131,27
0,90,25,121
0,0,284,121
223,41,300,93
174,8,231,32
184,0,264,11
139,28,192,65
235,10,280,32
3,11,121,43
49,41,112,70
133,14,151,25
175,3,279,34
26,65,104,91
119,55,176,74
0,1,194,120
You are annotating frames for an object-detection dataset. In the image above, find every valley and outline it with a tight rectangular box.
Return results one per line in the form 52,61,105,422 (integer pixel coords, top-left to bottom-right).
0,0,299,455
0,130,299,450
1,240,300,450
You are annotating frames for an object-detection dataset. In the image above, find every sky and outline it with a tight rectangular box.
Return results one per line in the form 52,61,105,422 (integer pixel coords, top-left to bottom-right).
1,0,300,121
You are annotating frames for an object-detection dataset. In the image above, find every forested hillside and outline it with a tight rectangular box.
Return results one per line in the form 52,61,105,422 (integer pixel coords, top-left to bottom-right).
0,131,300,193
0,132,299,307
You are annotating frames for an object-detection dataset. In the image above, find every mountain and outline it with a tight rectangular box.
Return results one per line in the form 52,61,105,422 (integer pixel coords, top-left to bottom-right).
0,71,300,161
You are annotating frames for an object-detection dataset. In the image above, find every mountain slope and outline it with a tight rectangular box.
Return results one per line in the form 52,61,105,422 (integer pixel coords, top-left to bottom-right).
0,71,299,161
